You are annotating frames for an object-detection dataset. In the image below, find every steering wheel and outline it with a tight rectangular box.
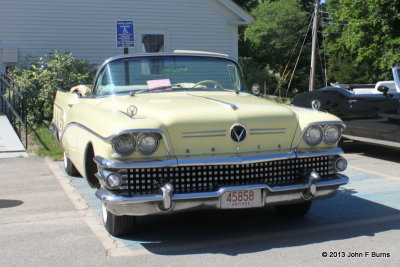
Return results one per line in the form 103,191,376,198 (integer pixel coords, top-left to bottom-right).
192,80,224,89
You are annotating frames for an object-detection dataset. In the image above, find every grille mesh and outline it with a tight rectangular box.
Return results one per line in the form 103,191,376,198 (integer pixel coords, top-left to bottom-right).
117,156,336,195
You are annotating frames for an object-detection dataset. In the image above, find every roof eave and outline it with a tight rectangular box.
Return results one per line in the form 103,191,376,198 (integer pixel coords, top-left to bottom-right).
218,0,254,25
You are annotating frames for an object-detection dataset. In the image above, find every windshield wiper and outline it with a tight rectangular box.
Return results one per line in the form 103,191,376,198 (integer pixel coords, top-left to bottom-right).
130,85,173,96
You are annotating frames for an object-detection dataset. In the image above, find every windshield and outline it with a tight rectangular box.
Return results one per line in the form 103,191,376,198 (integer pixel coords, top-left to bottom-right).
94,56,246,96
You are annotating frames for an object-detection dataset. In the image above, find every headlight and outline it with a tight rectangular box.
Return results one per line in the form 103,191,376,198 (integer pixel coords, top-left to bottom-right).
304,126,323,146
323,125,341,145
112,134,136,155
137,133,159,155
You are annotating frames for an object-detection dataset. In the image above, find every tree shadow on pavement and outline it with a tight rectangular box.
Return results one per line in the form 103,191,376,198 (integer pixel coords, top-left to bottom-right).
341,140,400,163
0,199,23,209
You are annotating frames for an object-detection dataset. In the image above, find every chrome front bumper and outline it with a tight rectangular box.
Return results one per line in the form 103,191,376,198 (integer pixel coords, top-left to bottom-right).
96,174,348,216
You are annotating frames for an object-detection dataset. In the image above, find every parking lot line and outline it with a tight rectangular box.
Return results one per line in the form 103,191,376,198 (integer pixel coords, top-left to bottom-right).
349,165,399,181
44,158,150,257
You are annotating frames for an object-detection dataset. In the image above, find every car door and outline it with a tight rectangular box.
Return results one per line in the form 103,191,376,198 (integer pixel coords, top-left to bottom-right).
344,93,400,142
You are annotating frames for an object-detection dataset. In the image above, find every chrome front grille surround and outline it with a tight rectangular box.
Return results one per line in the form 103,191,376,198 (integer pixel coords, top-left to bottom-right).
113,156,337,195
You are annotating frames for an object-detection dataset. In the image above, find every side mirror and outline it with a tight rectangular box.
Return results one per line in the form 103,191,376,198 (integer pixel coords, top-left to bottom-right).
377,85,389,97
252,83,261,96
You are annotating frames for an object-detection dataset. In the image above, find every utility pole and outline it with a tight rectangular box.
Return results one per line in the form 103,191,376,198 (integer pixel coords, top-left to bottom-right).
309,0,319,91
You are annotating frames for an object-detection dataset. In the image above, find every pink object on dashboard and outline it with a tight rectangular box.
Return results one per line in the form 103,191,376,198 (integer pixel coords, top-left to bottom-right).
146,79,172,90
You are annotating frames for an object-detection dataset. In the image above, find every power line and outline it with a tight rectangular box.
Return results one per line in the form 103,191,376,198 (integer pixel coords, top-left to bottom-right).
285,13,314,96
275,13,313,95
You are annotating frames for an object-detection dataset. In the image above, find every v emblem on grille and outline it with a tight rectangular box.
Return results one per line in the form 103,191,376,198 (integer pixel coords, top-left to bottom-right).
230,124,246,142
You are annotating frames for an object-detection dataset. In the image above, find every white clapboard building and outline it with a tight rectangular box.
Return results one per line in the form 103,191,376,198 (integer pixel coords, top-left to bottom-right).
0,0,253,73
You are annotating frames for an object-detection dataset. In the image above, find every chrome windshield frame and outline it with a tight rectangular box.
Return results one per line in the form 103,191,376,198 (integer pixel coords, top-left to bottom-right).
91,52,247,96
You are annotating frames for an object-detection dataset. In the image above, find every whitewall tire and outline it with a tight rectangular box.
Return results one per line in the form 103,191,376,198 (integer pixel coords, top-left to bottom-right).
102,202,136,236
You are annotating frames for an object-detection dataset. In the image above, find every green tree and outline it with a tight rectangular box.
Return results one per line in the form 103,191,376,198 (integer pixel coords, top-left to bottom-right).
324,0,400,83
244,0,316,94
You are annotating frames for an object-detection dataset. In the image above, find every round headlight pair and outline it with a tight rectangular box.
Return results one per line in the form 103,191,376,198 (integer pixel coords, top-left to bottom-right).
112,133,159,156
112,134,136,155
304,126,323,146
137,133,159,155
304,125,341,146
323,125,341,145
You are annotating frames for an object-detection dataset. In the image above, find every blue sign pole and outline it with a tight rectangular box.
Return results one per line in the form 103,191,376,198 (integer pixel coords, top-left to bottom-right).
116,21,134,85
116,21,134,54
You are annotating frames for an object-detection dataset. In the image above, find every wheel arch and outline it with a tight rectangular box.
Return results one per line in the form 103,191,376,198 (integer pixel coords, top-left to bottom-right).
84,142,100,188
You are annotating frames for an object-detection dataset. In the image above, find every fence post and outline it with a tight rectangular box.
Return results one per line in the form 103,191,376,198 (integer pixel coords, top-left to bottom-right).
0,74,29,149
0,77,3,114
23,91,28,149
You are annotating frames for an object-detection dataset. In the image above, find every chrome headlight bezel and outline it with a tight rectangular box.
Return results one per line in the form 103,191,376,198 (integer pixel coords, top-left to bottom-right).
304,125,323,146
323,125,342,145
111,133,136,156
334,156,348,172
136,133,160,155
106,173,122,188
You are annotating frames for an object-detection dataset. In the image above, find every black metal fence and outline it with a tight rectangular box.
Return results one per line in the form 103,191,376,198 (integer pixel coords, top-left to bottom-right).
0,73,28,148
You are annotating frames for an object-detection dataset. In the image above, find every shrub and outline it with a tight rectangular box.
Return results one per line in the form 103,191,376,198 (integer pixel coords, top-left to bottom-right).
9,51,95,126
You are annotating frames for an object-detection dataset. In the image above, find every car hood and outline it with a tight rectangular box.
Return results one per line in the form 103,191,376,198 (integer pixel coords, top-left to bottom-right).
97,92,299,156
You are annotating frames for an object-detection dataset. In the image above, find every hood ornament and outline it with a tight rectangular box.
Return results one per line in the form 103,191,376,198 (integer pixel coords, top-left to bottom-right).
230,124,246,142
127,105,138,117
120,105,138,118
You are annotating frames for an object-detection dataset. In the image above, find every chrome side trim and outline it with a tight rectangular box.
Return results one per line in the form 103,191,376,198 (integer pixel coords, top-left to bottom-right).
249,128,286,135
61,122,106,143
93,149,342,169
250,132,286,135
187,93,239,110
182,130,227,138
342,134,400,148
250,128,286,131
182,134,226,138
182,130,226,134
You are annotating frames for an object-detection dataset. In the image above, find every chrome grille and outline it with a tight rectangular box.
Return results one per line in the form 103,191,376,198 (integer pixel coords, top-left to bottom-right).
117,156,336,195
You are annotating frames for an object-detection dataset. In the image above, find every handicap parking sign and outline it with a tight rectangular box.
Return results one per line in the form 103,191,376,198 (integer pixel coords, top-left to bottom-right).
116,21,134,47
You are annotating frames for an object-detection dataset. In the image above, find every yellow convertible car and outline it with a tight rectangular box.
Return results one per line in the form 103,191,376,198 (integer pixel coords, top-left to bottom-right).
51,51,348,236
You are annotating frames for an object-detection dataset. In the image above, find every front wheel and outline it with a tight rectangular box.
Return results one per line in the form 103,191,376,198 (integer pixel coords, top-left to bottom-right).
275,201,312,217
102,203,136,236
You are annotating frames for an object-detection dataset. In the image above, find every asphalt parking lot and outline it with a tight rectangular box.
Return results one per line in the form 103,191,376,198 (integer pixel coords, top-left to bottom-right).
1,141,400,266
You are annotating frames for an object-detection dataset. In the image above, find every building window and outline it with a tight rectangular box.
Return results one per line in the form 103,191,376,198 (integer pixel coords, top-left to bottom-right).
142,34,164,53
141,34,165,75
